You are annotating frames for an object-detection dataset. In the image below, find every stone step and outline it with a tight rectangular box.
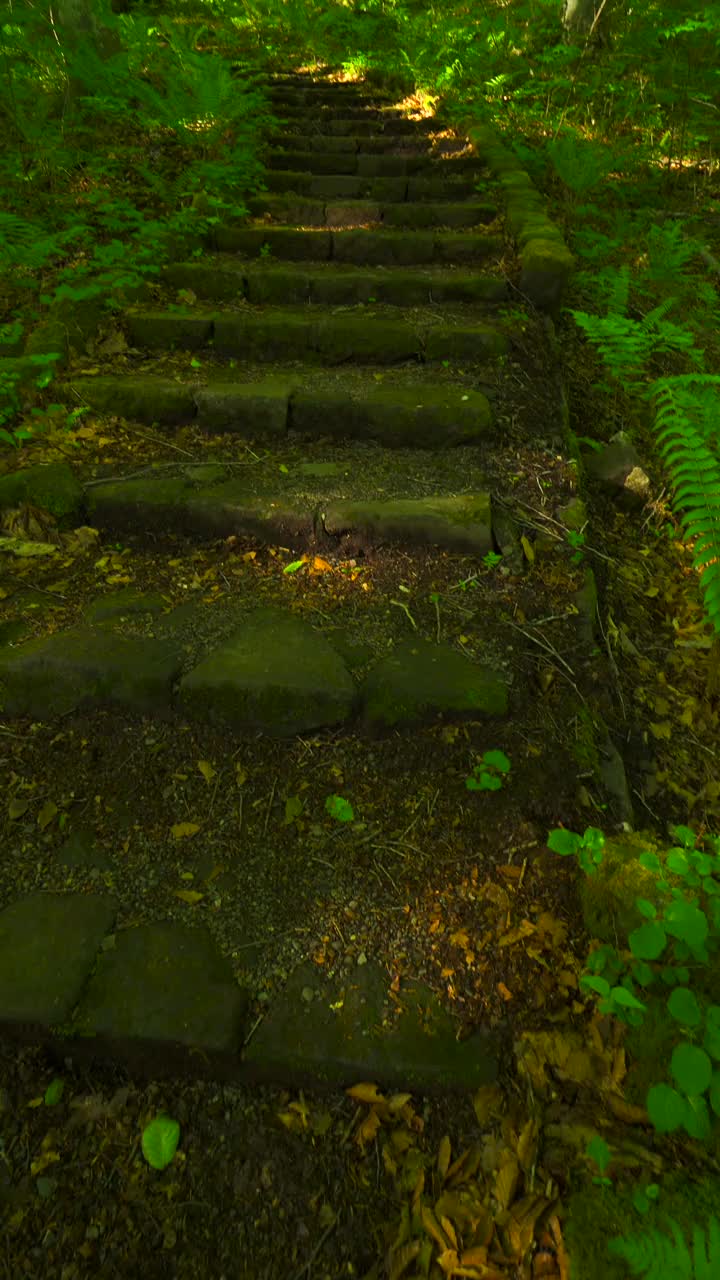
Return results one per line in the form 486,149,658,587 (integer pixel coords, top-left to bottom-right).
0,892,501,1094
265,132,469,156
122,304,510,363
212,224,504,264
161,257,508,305
0,598,509,728
259,169,486,200
263,149,487,179
59,367,499,443
275,115,440,136
270,102,435,122
244,194,499,230
0,58,583,1106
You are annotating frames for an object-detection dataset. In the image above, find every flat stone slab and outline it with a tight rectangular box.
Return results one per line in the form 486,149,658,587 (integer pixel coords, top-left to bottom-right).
178,606,359,736
0,461,83,521
243,959,501,1093
323,492,494,554
63,372,496,445
72,920,251,1055
0,892,119,1027
360,636,509,731
84,588,168,623
0,626,181,717
0,893,501,1094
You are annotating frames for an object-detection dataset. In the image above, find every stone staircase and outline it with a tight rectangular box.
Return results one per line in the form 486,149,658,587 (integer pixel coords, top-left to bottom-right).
0,65,609,1096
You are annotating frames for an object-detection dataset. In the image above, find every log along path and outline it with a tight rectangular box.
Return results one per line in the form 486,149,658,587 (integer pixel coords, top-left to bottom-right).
0,65,623,1101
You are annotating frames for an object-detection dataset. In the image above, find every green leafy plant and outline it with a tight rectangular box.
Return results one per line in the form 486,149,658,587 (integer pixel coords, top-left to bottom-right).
465,749,511,791
608,1213,720,1279
547,823,720,1142
566,528,586,564
325,794,354,823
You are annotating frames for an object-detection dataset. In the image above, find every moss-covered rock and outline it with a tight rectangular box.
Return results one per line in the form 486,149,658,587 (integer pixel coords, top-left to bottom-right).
0,462,83,522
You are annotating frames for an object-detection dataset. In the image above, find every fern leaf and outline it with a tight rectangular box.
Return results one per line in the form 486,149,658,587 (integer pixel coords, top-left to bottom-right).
652,377,720,635
607,1214,720,1279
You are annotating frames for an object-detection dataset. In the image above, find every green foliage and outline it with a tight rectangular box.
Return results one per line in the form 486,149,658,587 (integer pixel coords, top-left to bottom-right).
608,1214,720,1279
547,823,720,1143
465,749,511,791
547,132,616,196
650,376,720,636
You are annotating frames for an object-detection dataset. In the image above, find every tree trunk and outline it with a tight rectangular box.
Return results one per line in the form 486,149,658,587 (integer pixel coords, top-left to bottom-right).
560,0,613,48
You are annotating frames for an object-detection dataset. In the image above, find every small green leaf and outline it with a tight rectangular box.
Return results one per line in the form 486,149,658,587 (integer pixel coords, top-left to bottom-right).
671,1043,712,1096
325,794,354,823
667,986,701,1027
629,921,667,960
646,1082,686,1132
141,1114,180,1170
610,985,646,1011
482,749,511,773
44,1078,65,1106
547,828,580,856
635,898,657,919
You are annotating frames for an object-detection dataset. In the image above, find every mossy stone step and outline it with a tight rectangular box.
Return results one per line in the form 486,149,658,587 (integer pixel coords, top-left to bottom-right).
0,892,500,1092
264,150,486,179
0,605,509,733
258,170,489,202
266,133,470,157
163,258,507,306
0,627,181,717
245,192,498,228
124,307,509,363
84,469,495,556
214,225,502,267
62,374,496,444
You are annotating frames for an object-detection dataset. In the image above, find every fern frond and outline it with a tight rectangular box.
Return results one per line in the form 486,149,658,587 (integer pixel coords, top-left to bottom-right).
605,263,630,318
608,1213,720,1280
651,375,720,635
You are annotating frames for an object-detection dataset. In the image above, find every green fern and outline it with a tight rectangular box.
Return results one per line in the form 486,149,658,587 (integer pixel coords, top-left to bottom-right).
651,374,720,635
608,1212,720,1279
571,292,702,391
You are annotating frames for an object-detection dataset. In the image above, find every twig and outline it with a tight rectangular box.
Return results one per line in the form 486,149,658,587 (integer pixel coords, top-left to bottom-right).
263,775,277,837
119,425,196,457
290,1215,338,1280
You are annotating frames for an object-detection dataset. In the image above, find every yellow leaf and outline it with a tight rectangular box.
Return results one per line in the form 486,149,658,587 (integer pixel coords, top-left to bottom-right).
649,721,672,741
171,822,200,839
198,760,216,784
520,535,535,563
8,798,29,820
346,1082,384,1105
644,585,660,597
437,1135,452,1182
38,800,58,830
173,889,204,904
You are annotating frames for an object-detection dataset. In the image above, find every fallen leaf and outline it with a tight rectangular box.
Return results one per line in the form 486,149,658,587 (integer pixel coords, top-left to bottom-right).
38,800,58,830
0,537,58,557
173,889,204,904
170,822,200,839
197,760,216,785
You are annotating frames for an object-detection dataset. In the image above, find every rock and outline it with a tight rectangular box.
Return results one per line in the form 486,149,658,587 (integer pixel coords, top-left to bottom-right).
583,433,650,508
0,463,83,522
178,606,358,736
